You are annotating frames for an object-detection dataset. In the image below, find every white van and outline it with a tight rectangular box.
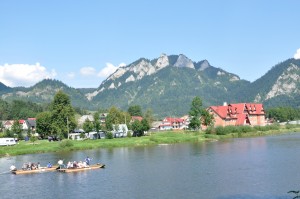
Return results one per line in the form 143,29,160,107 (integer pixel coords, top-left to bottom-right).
0,138,16,146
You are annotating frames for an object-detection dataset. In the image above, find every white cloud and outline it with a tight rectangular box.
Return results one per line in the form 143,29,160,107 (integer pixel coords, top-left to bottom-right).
80,67,96,76
0,63,56,87
294,48,300,59
97,63,126,78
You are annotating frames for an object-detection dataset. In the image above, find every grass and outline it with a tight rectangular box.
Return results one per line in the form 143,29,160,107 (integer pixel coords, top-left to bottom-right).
1,126,300,157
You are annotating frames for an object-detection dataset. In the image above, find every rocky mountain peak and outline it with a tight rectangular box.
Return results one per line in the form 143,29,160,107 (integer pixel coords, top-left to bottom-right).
265,63,300,100
199,60,210,71
174,54,194,69
155,53,169,70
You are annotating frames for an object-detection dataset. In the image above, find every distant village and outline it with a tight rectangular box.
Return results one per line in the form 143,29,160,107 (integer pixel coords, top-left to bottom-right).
1,102,269,140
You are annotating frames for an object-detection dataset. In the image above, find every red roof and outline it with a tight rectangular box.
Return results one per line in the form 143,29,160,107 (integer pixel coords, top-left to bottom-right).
19,120,25,124
163,117,184,123
131,116,143,122
210,103,264,118
209,103,264,126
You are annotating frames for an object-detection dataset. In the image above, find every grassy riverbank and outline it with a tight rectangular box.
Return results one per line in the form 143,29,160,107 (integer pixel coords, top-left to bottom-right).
1,127,300,157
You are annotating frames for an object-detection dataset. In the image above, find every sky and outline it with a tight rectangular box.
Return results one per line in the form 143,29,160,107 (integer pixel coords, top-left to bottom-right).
0,0,300,88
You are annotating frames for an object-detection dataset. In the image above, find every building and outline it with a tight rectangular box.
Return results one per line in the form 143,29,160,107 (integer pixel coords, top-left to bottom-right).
158,117,187,130
112,124,129,137
131,116,143,122
207,103,266,127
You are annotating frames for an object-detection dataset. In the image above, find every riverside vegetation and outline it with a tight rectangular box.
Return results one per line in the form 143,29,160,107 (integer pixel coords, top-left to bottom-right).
1,123,300,157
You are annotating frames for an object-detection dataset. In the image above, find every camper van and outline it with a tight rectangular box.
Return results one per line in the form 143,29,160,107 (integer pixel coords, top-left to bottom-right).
0,138,16,146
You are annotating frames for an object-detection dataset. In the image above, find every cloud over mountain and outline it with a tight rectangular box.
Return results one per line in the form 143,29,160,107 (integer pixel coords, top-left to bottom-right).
294,48,300,59
97,63,126,78
0,63,56,87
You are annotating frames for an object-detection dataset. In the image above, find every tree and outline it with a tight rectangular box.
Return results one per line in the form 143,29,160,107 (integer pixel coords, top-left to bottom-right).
141,118,150,132
36,111,52,138
128,105,142,116
105,106,125,130
83,118,94,133
131,120,143,136
201,109,214,127
93,112,101,132
50,91,76,139
188,96,213,130
11,120,23,139
0,121,3,132
131,119,150,137
144,108,154,126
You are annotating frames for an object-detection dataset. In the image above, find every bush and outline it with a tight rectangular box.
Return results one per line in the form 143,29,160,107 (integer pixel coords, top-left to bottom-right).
106,132,113,139
215,126,228,135
59,139,74,148
205,127,215,134
239,125,253,133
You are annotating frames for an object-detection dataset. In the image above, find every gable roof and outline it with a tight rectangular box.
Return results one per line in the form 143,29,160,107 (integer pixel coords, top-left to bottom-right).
131,116,143,122
163,117,185,123
209,103,265,120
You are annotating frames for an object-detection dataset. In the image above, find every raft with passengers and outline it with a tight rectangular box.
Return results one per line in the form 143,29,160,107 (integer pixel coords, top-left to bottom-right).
10,162,57,175
10,157,105,174
56,157,105,173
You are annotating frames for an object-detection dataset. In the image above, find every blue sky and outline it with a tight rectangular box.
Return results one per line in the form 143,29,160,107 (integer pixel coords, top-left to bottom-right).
0,0,300,88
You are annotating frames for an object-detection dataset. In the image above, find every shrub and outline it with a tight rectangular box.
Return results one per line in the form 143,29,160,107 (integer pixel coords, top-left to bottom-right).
106,132,113,139
239,125,253,133
215,126,227,135
59,139,74,148
205,127,215,134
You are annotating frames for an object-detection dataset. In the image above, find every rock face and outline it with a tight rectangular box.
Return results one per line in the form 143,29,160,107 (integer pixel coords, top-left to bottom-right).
87,53,212,99
198,60,210,71
265,64,300,100
155,53,169,70
174,54,195,69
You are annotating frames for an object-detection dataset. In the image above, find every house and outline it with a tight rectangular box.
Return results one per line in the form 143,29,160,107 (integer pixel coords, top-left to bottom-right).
3,120,14,130
99,113,108,125
78,115,94,126
158,117,186,130
19,120,29,130
27,118,36,132
87,131,106,139
112,124,128,137
207,103,266,127
131,116,143,122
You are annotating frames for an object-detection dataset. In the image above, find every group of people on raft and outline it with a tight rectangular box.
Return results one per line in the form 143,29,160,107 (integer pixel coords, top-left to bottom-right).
21,162,41,170
10,157,92,171
58,156,92,169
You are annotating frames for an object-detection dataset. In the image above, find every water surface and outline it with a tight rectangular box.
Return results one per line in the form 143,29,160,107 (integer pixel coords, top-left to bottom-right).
1,133,300,199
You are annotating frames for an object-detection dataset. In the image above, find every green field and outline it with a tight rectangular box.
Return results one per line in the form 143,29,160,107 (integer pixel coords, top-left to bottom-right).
1,127,300,157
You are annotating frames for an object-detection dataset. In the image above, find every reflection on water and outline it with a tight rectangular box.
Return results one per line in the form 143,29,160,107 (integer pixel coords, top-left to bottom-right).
0,133,300,199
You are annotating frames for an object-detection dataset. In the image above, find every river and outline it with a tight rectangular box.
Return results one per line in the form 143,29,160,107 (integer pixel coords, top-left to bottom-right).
1,133,300,199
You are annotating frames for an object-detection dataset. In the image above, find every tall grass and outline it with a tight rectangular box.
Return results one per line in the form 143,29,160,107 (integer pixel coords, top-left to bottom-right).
1,124,300,157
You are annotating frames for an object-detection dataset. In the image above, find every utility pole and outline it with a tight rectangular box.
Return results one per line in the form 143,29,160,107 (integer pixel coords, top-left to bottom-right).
67,117,69,139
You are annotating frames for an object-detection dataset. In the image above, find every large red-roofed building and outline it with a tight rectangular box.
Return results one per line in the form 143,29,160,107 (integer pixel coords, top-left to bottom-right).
207,103,266,127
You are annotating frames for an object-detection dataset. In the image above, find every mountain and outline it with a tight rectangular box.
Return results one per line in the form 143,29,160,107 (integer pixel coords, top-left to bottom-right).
86,54,250,117
0,54,299,118
241,58,300,107
0,79,93,109
0,82,12,94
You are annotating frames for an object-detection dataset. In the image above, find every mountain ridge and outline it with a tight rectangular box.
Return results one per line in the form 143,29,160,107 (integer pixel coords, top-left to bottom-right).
0,54,299,117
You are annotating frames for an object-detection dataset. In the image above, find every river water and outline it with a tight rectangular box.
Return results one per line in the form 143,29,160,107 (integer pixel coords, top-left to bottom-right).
1,133,300,199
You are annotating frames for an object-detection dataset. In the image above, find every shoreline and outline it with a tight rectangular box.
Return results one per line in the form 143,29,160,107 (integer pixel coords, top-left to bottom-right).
1,127,300,157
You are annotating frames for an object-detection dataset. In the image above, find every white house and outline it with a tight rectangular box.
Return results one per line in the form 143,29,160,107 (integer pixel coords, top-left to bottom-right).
112,124,128,138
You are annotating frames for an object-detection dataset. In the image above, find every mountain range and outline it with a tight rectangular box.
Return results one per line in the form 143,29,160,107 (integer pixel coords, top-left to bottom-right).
1,54,300,118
